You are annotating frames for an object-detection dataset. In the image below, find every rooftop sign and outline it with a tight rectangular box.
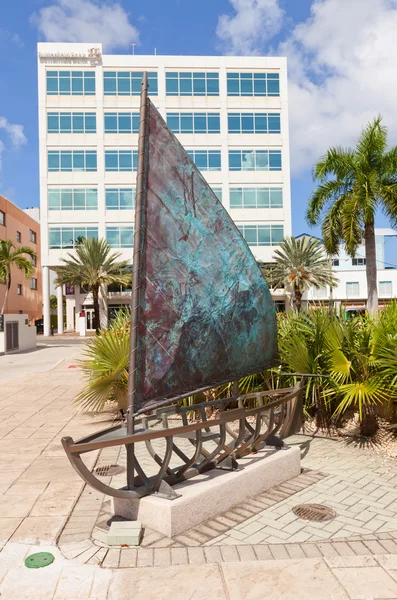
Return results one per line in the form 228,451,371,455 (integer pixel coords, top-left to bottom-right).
38,48,101,60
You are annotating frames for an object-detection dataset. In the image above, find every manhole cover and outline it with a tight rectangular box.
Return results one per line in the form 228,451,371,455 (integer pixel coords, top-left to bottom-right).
95,464,125,477
292,503,336,522
25,552,55,569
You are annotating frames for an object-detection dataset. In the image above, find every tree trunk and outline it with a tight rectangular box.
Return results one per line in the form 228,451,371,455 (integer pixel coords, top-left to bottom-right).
295,288,302,312
364,220,378,315
1,269,11,315
92,285,100,334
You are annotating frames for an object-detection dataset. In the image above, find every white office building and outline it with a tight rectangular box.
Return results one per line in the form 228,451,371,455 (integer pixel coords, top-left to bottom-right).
37,43,291,334
300,230,397,310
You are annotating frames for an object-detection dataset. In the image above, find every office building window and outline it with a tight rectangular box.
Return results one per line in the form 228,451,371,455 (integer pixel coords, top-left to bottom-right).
212,187,222,203
30,230,37,244
230,187,283,209
30,255,37,267
48,189,98,210
332,259,339,267
47,112,96,134
106,226,134,248
46,71,95,95
49,227,98,249
187,150,221,171
229,149,282,171
379,281,392,297
105,150,138,172
17,284,22,295
16,231,21,243
104,112,140,134
346,282,359,297
315,287,327,298
227,72,280,97
228,113,280,134
48,150,97,172
103,72,158,96
166,113,220,134
30,278,37,290
0,210,5,226
352,257,366,266
166,72,219,96
106,188,135,210
237,224,284,246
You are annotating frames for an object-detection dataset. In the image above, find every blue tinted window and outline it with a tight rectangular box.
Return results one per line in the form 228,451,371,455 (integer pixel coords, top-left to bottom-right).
166,113,220,134
49,226,98,248
228,113,280,134
48,189,98,210
237,224,283,246
187,150,221,171
47,150,97,172
46,71,96,95
103,72,158,96
104,112,139,134
47,112,96,134
228,150,282,171
229,187,283,209
106,188,135,210
106,226,134,247
227,72,280,96
105,150,137,171
166,72,219,96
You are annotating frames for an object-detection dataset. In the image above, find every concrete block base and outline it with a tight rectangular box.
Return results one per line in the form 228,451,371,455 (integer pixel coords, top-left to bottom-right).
107,520,142,546
113,446,301,538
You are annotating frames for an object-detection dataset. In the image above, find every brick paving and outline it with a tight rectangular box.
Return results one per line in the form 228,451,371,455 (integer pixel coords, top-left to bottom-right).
4,346,397,598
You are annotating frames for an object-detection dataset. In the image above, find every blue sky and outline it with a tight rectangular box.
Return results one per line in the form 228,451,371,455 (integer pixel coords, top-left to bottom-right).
1,0,397,259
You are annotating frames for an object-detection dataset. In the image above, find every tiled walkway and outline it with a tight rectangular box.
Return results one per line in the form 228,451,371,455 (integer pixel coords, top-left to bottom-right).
3,344,397,598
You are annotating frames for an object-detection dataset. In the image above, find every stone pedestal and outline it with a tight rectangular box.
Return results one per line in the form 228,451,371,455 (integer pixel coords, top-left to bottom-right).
113,445,301,538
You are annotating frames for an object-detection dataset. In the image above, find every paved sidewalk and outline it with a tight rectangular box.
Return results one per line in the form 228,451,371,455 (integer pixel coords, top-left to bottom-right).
2,349,397,598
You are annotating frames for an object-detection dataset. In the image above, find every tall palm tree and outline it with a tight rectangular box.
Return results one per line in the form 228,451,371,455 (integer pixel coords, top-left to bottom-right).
307,116,397,314
54,237,131,333
265,236,338,312
0,240,36,314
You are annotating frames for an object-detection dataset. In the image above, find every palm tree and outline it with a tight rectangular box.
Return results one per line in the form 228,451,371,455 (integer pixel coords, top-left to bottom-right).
54,237,131,333
0,240,36,314
307,116,397,314
265,236,338,312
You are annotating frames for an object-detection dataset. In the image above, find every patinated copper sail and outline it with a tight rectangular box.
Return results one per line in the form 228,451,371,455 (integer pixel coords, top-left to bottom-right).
133,99,277,410
61,73,305,501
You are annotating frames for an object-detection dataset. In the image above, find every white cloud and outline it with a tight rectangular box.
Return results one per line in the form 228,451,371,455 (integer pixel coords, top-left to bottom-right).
0,117,27,150
216,0,284,55
0,28,24,48
217,0,397,175
31,0,140,52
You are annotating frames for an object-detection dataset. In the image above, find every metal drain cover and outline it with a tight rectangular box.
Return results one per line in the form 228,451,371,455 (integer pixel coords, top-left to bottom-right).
292,503,336,522
95,464,125,477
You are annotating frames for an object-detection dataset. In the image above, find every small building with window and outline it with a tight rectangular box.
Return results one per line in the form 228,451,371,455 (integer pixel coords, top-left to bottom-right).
0,195,42,323
298,230,397,310
37,43,292,333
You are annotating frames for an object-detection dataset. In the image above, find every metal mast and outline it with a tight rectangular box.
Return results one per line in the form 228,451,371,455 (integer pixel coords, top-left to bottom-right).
126,72,149,489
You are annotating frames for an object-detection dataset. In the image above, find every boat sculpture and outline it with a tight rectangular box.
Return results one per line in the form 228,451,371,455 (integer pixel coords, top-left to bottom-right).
62,73,306,500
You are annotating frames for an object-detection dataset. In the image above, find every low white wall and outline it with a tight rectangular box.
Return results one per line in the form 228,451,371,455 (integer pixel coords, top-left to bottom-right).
0,314,37,354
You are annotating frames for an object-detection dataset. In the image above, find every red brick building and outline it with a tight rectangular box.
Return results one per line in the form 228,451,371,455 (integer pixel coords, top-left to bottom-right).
0,195,42,323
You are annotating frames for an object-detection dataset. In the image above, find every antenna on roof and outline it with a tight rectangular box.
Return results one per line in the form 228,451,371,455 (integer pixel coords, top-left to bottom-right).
130,42,136,55
154,48,157,55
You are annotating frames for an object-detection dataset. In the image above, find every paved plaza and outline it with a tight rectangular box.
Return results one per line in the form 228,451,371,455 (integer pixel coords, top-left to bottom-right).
2,341,397,598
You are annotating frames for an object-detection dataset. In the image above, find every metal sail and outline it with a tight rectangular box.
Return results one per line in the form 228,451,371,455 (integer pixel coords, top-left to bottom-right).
130,83,278,414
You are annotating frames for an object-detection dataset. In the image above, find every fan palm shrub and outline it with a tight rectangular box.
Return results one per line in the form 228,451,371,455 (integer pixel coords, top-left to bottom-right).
54,237,131,333
307,116,397,314
0,240,36,314
265,236,338,311
75,309,130,412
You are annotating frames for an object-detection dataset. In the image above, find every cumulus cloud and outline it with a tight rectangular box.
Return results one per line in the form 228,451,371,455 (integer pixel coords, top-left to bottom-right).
31,0,140,52
217,0,397,175
216,0,284,55
0,117,27,150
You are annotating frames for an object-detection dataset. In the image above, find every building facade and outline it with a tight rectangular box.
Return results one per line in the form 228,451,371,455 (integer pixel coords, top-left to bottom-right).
300,230,397,309
0,195,41,323
37,43,291,334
